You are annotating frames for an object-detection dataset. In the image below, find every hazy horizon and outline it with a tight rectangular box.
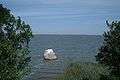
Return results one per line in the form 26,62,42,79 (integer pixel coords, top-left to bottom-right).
33,33,102,36
1,0,120,35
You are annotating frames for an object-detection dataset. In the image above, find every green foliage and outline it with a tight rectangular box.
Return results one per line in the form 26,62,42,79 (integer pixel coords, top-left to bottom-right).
96,21,120,78
57,62,109,80
0,4,33,80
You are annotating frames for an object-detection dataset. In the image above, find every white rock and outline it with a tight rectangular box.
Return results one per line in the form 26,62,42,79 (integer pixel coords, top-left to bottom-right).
44,49,57,60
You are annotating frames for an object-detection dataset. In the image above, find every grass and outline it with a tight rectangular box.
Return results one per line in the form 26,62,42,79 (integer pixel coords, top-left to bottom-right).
57,62,110,80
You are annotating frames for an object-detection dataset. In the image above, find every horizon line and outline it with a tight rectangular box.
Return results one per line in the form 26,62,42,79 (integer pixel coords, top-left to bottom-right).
33,33,102,36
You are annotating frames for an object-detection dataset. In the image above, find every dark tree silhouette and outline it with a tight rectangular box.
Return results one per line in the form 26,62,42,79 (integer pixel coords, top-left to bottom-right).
0,4,33,80
96,21,120,78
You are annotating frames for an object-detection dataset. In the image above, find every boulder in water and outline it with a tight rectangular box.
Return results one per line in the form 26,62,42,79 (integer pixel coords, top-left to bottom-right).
44,49,57,60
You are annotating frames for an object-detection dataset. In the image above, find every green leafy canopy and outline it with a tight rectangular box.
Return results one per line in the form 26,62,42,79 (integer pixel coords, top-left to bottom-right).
96,20,120,78
0,4,33,80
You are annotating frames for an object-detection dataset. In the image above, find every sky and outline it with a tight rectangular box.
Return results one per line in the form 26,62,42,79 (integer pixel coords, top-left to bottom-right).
1,0,120,35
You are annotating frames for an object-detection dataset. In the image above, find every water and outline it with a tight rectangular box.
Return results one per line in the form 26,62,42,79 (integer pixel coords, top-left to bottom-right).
25,34,103,80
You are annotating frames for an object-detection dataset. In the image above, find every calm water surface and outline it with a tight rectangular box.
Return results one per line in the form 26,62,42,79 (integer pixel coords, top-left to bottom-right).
25,35,103,80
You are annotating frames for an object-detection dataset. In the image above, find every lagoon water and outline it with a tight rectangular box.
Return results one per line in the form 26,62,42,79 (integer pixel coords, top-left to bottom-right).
25,35,103,80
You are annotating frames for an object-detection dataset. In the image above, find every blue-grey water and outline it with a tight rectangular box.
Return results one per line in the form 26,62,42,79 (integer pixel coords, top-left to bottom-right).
25,35,103,80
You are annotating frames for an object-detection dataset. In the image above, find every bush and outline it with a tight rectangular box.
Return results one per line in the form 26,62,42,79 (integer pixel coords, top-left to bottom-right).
57,62,109,80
